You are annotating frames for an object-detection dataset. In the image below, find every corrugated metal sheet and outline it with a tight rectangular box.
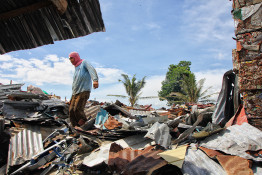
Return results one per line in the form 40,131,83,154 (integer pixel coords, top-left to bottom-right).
2,101,39,118
104,116,122,130
83,134,154,167
108,144,143,173
0,0,105,54
144,122,171,149
0,84,24,105
121,148,167,175
84,105,100,119
108,144,169,175
200,123,262,161
6,126,43,174
182,146,226,175
104,104,134,119
0,84,24,91
216,155,253,175
129,109,152,116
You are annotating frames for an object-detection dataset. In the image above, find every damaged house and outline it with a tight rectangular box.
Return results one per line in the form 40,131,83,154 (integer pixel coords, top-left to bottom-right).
0,0,262,174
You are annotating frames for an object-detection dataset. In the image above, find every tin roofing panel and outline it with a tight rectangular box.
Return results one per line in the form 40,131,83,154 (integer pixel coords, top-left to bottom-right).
182,146,226,175
84,105,100,119
200,123,262,161
6,126,43,173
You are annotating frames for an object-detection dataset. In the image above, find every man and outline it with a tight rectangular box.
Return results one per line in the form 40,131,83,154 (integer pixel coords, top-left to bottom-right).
68,51,99,128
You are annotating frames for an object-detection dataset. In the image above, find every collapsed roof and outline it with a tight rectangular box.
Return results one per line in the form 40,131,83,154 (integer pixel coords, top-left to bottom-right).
0,0,105,54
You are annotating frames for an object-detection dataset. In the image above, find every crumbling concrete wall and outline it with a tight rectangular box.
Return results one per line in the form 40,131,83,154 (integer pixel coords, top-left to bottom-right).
231,0,262,130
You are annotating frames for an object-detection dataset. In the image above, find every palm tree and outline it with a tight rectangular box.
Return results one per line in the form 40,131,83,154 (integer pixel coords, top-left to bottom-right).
107,74,148,107
164,74,217,104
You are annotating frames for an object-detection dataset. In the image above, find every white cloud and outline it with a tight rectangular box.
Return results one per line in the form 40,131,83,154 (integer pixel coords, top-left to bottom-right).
96,67,126,84
131,25,140,31
92,83,126,103
146,22,161,30
0,78,12,84
0,62,14,70
216,52,227,60
141,75,165,97
0,54,13,62
44,54,60,62
182,0,234,42
140,75,168,108
210,63,222,67
0,54,74,86
194,69,227,101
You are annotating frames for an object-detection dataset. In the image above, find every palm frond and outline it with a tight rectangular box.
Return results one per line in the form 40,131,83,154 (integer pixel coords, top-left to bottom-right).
139,96,159,99
107,94,128,98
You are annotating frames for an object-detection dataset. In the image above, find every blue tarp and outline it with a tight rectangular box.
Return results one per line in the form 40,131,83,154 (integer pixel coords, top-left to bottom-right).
95,108,109,130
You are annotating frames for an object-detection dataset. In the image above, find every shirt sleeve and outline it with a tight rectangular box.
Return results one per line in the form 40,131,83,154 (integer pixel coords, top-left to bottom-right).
83,61,99,82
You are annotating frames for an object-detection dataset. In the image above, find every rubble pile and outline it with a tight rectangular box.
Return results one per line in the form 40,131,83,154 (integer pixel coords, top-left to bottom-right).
0,82,262,175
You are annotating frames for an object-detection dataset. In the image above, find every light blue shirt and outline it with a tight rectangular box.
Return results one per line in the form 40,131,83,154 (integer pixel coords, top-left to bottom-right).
72,60,98,95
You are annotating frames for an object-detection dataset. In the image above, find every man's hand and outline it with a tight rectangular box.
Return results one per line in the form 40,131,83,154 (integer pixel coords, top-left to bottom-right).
93,81,99,89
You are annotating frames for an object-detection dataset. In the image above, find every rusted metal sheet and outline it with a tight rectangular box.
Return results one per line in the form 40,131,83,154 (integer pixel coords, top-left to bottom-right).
200,123,262,161
216,155,253,175
104,116,122,130
6,126,43,174
0,0,105,54
121,148,167,175
108,143,143,173
182,146,226,175
199,146,224,159
84,105,100,120
199,146,255,174
83,134,154,167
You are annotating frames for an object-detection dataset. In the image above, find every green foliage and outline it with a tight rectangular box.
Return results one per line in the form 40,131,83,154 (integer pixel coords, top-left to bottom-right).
158,61,193,105
159,61,216,105
108,74,146,107
178,75,216,103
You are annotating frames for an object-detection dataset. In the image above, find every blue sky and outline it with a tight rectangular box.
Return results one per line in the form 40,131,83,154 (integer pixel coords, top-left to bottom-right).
0,0,235,108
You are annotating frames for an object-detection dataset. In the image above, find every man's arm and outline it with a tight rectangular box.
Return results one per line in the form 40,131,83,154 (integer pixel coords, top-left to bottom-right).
84,61,99,89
